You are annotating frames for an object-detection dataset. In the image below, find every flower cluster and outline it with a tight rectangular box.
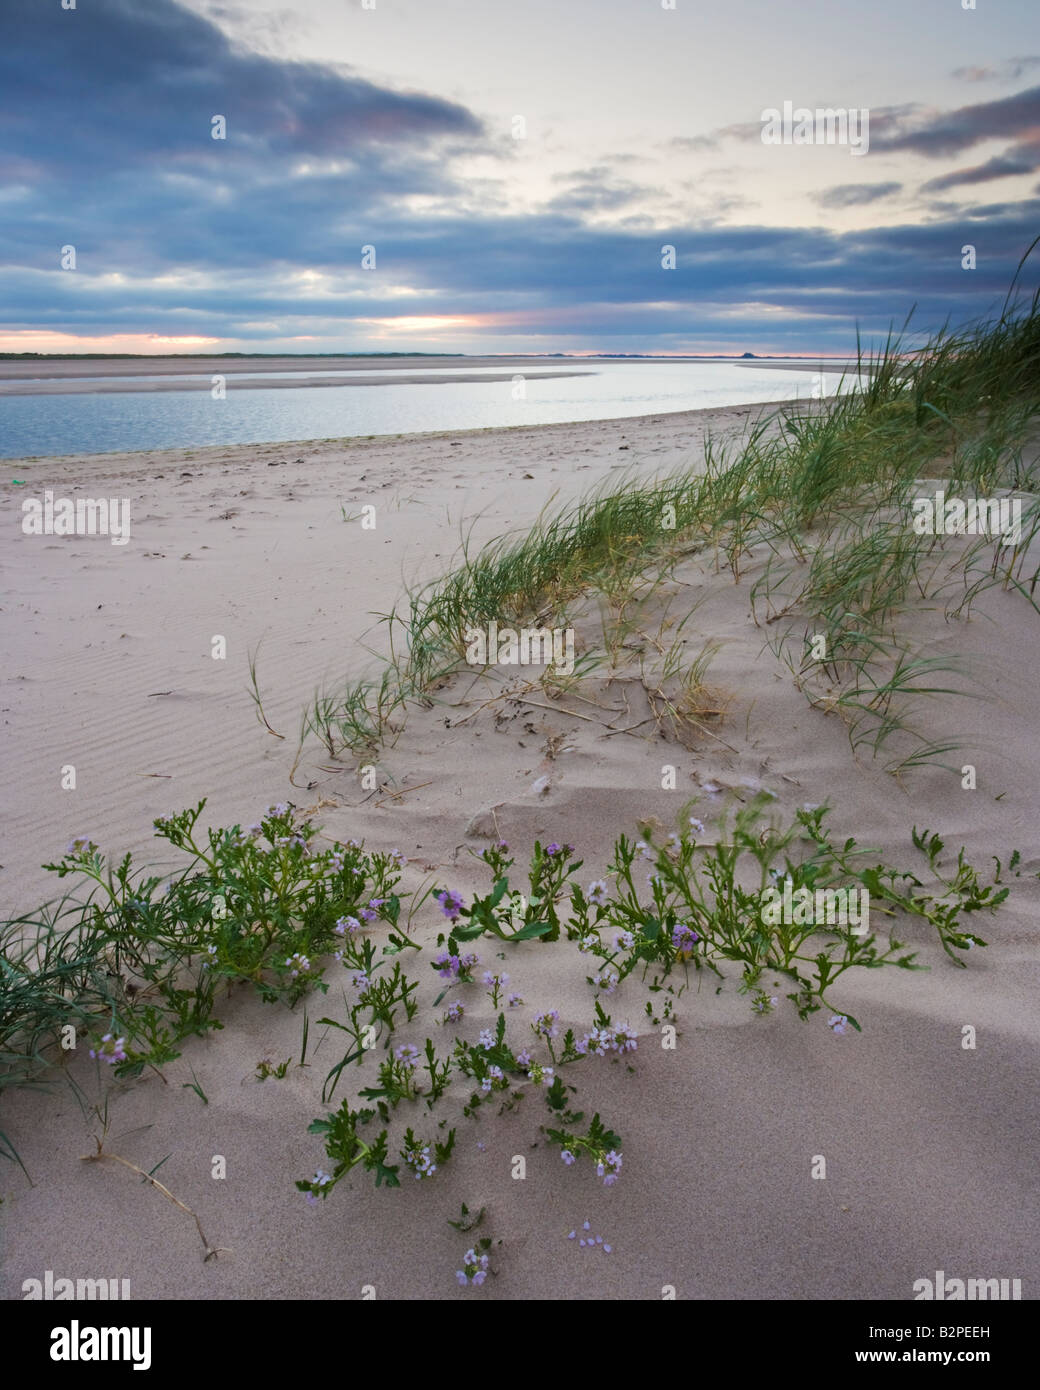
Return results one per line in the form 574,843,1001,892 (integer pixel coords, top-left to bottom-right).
285,952,311,979
575,1023,638,1056
597,1151,623,1186
483,970,508,1007
480,1064,505,1093
532,1009,560,1039
395,1044,421,1070
671,923,699,956
66,836,98,857
274,832,311,854
587,880,609,907
828,1014,848,1035
403,1141,437,1180
436,890,465,922
456,1249,489,1286
89,1033,127,1065
434,948,480,980
304,1169,332,1205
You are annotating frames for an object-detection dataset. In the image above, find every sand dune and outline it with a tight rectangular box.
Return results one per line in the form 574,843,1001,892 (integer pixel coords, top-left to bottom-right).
1,403,1037,1300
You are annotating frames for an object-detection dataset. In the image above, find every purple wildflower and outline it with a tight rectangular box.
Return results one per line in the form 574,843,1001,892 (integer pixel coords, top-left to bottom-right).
598,1150,623,1186
671,923,699,955
89,1033,127,1065
435,950,461,979
436,889,465,922
586,880,609,907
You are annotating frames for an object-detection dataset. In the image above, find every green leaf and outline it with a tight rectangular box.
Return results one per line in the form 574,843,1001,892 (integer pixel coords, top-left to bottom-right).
512,921,551,940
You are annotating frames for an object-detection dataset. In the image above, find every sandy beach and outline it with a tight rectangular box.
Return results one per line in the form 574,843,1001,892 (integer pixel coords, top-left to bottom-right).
2,397,1038,1302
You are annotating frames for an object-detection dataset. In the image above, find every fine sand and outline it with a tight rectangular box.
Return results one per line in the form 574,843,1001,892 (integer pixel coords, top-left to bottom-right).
1,402,1037,1300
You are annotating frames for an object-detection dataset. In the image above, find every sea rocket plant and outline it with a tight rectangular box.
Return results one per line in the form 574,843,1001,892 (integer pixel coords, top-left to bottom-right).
25,795,1011,1214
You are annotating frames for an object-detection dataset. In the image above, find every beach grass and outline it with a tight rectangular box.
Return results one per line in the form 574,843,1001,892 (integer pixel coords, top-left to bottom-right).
299,282,1039,768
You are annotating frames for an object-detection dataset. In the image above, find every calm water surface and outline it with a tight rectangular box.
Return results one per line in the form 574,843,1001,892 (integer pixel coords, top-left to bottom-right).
0,361,861,458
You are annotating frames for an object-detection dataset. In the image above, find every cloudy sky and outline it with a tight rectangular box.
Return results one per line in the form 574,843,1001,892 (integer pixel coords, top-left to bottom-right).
1,0,1038,355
